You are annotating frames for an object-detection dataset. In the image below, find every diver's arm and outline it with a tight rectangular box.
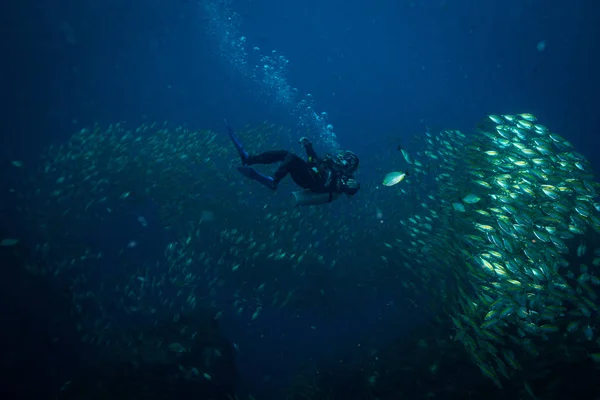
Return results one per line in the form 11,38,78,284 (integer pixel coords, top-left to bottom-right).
299,137,319,163
305,142,319,162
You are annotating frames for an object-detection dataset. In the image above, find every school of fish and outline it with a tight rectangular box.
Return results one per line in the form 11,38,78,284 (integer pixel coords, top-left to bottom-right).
9,112,600,396
384,113,600,388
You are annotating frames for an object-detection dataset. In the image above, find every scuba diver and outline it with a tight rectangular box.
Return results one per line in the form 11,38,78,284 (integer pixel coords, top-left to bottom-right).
226,122,360,206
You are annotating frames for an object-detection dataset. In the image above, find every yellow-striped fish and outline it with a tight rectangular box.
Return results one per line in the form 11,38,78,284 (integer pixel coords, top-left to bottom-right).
382,171,410,187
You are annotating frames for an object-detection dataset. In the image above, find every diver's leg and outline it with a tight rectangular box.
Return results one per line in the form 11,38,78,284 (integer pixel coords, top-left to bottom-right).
274,154,315,189
238,151,305,191
238,166,278,190
247,151,289,165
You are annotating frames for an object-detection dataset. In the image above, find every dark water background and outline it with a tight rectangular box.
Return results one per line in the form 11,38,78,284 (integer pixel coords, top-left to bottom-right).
1,0,600,399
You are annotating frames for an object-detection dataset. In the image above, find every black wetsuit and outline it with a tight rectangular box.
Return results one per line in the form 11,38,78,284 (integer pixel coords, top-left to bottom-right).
246,143,359,197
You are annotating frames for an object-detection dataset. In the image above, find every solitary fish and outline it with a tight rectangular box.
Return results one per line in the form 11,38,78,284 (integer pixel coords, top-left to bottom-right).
0,238,19,246
452,203,466,212
463,194,481,204
383,171,410,187
400,149,414,164
168,342,187,353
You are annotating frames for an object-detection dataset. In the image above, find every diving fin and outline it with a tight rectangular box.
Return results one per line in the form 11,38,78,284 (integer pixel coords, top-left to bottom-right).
238,166,277,190
226,122,249,165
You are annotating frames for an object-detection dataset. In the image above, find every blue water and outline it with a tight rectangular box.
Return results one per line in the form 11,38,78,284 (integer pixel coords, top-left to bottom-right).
2,0,600,398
